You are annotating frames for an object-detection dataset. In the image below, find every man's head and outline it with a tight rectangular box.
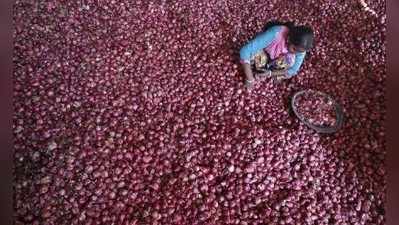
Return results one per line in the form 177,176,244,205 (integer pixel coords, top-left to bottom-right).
288,25,314,53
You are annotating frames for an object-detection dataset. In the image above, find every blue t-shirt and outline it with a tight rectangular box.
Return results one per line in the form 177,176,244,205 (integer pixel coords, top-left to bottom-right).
239,26,306,77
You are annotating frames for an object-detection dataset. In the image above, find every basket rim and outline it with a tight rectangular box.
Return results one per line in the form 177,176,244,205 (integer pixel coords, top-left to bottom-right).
291,89,344,134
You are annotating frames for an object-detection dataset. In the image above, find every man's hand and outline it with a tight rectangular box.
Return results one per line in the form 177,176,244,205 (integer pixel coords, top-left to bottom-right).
255,70,272,81
270,70,288,81
241,62,256,85
274,73,286,81
254,69,289,83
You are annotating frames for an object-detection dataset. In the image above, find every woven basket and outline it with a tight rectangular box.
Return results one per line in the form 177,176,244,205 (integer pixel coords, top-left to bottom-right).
291,90,344,134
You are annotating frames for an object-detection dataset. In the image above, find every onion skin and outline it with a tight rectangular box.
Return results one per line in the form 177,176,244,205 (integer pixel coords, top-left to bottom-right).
13,0,385,224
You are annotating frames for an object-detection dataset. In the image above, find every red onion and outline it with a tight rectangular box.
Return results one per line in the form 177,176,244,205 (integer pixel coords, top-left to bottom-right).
294,91,337,127
13,0,385,224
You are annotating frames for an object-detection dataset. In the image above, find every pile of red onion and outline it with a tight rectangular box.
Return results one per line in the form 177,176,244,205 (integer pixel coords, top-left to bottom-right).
294,91,337,127
13,0,386,224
